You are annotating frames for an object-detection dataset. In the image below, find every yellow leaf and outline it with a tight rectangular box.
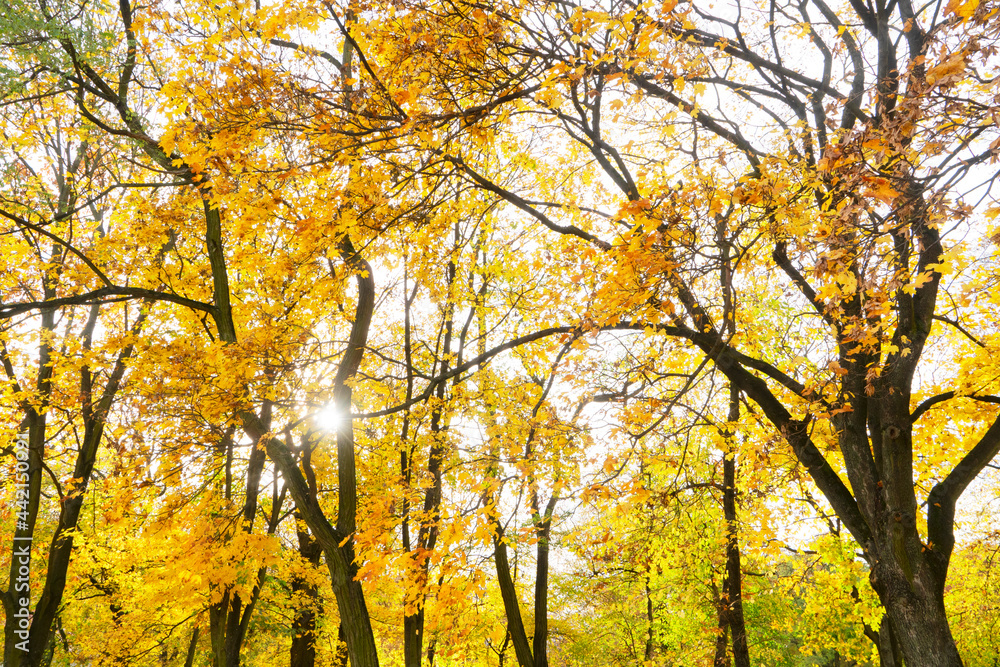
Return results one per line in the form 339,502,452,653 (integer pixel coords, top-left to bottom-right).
944,0,978,19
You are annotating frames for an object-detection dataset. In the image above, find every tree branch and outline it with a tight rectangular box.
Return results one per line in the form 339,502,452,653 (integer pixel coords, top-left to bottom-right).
927,412,1000,570
0,287,216,320
911,392,1000,423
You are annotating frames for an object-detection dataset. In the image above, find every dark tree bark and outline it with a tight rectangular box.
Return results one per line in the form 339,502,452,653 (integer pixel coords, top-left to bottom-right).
722,389,750,667
184,624,200,667
27,315,144,667
530,496,557,667
876,614,903,667
290,514,324,667
712,580,731,667
644,577,655,662
251,234,380,667
398,267,424,667
2,225,57,667
493,534,535,667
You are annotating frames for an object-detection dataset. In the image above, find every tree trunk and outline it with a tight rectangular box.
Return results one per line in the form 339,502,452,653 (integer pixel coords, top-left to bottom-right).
862,394,965,667
209,425,270,667
3,414,45,667
184,624,200,667
426,636,436,666
3,301,53,667
722,388,749,667
644,577,654,662
205,195,379,667
532,524,550,667
531,496,558,667
291,515,324,667
400,270,421,667
403,612,424,667
493,533,534,667
872,565,962,666
712,582,730,667
876,615,902,667
718,358,971,667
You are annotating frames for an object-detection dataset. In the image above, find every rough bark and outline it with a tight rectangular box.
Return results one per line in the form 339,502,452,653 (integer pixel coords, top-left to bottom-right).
290,514,324,667
876,615,902,667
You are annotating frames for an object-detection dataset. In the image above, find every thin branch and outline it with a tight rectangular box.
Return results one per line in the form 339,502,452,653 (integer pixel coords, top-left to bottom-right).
911,392,1000,422
933,314,986,348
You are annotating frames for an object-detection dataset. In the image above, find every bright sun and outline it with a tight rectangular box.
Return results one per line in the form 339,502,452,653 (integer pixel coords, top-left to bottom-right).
315,404,342,432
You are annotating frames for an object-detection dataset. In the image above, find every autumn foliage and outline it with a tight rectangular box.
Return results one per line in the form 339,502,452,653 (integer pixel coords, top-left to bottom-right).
2,0,1000,666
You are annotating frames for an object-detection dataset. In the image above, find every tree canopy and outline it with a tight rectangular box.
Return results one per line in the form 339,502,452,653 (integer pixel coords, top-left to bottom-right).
2,0,999,666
